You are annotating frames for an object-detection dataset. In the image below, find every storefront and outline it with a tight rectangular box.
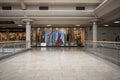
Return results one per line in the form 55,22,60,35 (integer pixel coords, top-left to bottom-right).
0,28,26,41
0,27,85,47
31,27,85,47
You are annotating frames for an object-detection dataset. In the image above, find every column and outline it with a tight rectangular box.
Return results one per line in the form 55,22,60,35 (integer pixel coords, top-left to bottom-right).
22,19,32,49
91,18,102,52
91,18,102,41
93,21,97,42
26,21,31,48
91,19,99,50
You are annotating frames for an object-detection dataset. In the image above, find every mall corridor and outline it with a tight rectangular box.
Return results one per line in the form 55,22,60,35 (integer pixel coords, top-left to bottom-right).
0,47,120,80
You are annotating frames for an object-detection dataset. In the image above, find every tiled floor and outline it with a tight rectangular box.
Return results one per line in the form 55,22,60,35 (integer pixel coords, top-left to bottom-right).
0,47,120,80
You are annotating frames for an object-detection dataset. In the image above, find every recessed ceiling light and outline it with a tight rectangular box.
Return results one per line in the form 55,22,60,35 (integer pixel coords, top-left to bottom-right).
18,25,23,26
74,28,76,30
56,28,58,30
104,24,109,26
76,24,80,26
47,24,52,26
114,21,120,23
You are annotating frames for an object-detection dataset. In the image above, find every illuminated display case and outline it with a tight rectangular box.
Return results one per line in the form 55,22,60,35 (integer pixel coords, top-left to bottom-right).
0,28,25,41
0,27,84,47
31,27,84,47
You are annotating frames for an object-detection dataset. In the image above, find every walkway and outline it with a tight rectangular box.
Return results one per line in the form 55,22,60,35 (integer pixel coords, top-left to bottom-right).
0,47,120,80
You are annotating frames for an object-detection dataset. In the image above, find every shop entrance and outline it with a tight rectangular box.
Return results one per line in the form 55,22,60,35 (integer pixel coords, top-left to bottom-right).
31,27,85,47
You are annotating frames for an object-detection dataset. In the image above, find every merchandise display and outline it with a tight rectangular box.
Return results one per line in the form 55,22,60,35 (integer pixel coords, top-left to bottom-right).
0,27,84,47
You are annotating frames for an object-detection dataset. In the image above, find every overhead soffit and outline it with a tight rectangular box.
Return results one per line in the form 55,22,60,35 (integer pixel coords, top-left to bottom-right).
0,0,103,3
0,0,103,5
0,0,110,27
0,24,88,28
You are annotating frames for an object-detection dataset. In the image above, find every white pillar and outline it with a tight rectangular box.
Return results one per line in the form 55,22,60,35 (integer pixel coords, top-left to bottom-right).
22,19,32,49
92,21,98,50
93,21,97,41
90,18,102,51
26,21,31,48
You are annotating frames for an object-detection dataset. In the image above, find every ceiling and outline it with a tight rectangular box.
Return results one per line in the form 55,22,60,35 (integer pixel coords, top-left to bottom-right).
0,0,120,27
0,0,103,4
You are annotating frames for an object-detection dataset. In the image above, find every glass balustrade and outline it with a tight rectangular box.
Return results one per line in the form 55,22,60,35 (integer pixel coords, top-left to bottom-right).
84,41,120,64
0,41,28,58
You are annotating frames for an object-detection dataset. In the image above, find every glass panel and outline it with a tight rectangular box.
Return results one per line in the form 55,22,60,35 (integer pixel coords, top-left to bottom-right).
66,28,71,46
55,28,65,46
36,28,45,46
31,28,37,46
44,28,52,46
0,32,25,41
31,27,84,47
71,28,82,46
0,33,8,41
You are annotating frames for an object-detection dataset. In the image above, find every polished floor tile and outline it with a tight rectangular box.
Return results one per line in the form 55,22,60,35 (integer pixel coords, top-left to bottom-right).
0,47,120,80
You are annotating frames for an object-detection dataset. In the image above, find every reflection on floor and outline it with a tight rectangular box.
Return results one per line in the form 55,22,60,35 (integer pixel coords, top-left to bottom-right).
0,47,120,80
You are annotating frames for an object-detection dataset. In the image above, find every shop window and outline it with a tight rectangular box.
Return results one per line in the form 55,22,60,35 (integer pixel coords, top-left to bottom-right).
31,28,84,47
0,28,25,41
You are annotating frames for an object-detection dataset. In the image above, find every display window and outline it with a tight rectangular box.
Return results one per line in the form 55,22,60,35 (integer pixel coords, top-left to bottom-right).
0,28,26,41
31,27,84,47
0,27,84,47
0,33,8,41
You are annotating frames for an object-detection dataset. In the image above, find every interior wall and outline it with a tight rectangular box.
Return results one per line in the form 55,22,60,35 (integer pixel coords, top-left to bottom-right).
98,27,120,41
85,26,120,41
85,26,93,40
50,5,75,10
0,6,2,10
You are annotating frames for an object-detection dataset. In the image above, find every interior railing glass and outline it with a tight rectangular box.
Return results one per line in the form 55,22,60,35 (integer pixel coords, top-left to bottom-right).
0,41,28,58
84,41,120,64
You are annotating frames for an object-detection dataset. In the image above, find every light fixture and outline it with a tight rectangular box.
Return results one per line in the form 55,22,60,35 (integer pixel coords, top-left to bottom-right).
104,24,109,26
74,28,76,30
56,28,58,30
76,24,80,26
114,21,120,24
47,24,52,27
18,25,23,26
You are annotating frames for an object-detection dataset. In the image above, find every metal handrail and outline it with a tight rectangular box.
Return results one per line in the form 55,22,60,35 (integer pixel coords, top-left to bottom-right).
0,41,28,58
84,40,120,63
0,40,26,44
85,40,120,44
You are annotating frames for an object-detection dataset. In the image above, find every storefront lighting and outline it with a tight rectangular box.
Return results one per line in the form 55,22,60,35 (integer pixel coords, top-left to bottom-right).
56,28,58,30
74,28,76,30
47,24,52,26
104,24,109,26
114,21,120,24
76,24,80,26
18,25,23,26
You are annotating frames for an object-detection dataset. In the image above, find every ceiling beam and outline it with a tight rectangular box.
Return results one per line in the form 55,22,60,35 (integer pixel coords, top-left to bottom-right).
20,0,26,10
0,17,94,19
